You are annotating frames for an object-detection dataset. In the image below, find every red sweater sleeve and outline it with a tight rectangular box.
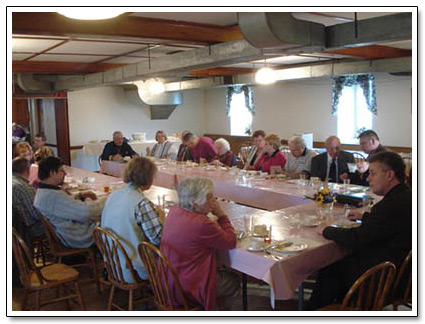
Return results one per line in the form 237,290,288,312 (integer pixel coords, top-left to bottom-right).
198,215,236,250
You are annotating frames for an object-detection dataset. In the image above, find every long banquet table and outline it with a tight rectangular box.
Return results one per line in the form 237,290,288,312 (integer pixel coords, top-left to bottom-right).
100,160,316,211
63,165,352,310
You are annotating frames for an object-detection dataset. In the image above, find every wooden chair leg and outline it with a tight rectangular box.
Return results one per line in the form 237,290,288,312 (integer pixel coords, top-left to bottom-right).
21,289,29,311
128,289,134,311
35,290,41,311
89,249,101,293
107,286,115,311
74,281,86,311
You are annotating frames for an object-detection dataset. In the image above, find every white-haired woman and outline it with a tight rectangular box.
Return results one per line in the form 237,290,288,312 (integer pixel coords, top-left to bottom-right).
211,138,238,167
160,177,239,310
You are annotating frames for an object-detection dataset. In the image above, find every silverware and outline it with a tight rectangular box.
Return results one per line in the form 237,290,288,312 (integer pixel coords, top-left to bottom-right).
264,248,279,260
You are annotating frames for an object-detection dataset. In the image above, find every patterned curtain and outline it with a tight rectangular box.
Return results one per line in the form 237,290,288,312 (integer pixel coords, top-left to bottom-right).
331,73,377,116
226,85,255,116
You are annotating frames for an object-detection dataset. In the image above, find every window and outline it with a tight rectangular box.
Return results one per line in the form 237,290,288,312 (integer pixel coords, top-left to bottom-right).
337,84,373,144
229,91,253,136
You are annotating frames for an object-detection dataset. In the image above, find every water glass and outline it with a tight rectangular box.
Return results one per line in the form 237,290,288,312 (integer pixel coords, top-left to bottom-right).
244,215,253,233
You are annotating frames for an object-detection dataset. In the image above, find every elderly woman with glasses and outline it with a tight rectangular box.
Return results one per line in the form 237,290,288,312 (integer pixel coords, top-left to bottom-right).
254,133,287,174
160,177,239,310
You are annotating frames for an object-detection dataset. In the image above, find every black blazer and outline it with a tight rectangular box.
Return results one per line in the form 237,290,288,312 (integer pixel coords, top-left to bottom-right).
323,183,412,282
310,151,355,183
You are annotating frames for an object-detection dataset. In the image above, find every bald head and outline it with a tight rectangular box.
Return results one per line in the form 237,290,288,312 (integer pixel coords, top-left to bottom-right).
325,136,341,159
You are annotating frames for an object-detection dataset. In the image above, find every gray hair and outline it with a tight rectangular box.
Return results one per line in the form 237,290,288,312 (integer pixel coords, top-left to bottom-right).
288,136,306,150
113,131,123,138
214,138,230,152
177,177,214,211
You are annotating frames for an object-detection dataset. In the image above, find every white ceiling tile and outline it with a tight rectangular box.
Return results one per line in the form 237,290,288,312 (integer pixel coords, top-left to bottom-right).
12,53,33,61
30,54,109,63
47,40,146,55
12,38,64,53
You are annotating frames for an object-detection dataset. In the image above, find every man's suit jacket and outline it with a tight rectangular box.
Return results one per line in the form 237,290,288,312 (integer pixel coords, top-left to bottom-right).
310,151,355,183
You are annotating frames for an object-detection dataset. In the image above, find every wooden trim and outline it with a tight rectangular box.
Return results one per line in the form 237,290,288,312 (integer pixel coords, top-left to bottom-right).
12,12,244,44
326,45,412,59
312,141,412,154
54,98,71,165
70,145,84,150
204,134,412,155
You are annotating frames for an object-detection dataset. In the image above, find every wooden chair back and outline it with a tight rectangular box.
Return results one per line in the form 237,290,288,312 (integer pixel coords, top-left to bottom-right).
39,214,69,255
12,228,43,288
138,241,197,311
341,261,396,311
392,250,412,309
93,227,141,287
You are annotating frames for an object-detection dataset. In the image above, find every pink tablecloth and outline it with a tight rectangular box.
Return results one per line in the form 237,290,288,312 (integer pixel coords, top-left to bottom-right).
100,161,312,210
67,165,351,304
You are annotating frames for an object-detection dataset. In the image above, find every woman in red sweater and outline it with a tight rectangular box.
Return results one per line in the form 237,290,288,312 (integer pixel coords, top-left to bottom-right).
160,177,239,310
254,133,287,174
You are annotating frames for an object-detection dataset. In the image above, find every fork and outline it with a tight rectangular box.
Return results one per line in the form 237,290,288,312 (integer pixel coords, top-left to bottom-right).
264,248,282,261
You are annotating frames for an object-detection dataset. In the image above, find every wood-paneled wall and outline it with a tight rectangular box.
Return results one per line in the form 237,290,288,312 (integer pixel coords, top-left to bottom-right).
204,133,412,156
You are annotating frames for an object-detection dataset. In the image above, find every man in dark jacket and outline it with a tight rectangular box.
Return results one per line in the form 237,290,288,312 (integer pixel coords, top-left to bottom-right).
349,130,387,186
310,136,355,183
308,151,412,310
101,131,138,161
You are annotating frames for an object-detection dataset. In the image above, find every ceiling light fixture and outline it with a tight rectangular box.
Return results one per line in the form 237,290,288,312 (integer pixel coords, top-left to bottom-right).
148,79,165,94
255,65,277,85
255,59,276,84
57,10,125,20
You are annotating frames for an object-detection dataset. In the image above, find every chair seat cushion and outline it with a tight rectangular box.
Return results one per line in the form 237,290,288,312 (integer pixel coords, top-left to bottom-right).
30,263,79,287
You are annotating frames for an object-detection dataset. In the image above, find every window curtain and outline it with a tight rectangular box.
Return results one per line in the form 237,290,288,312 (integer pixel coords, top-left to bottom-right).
331,73,377,116
226,85,255,117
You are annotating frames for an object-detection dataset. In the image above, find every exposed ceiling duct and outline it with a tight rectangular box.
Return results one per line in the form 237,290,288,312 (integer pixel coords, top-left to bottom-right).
238,12,325,51
16,74,53,93
123,84,183,120
14,13,412,93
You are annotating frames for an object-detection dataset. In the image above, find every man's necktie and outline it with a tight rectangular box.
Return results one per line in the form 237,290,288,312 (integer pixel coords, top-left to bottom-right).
329,158,336,182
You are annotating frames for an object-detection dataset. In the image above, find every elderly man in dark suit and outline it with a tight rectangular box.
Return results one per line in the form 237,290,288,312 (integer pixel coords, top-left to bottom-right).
307,151,412,309
310,136,355,183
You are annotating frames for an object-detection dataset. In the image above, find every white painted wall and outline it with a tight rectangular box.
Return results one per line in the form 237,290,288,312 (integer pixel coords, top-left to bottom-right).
204,73,412,147
67,73,412,171
67,86,205,170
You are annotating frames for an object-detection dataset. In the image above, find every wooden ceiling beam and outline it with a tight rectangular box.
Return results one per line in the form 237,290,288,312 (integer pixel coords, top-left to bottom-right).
12,12,244,44
325,45,412,59
12,61,126,74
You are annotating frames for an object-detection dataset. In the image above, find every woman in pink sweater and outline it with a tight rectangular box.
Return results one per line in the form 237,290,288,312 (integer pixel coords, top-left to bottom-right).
160,177,239,310
254,133,287,174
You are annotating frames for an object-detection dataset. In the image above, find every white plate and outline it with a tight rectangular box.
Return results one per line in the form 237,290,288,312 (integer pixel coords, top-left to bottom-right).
271,242,308,253
247,246,264,252
330,221,361,229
